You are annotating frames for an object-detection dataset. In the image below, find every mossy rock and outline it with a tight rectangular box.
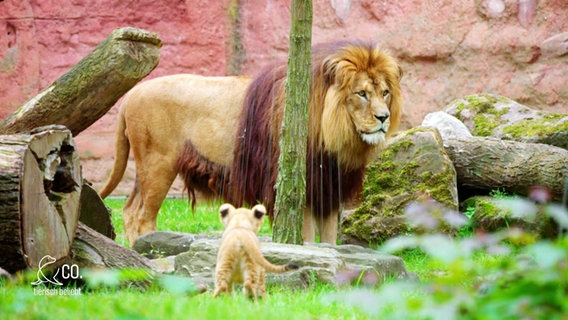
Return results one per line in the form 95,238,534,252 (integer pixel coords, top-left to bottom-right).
445,93,568,150
341,127,459,247
463,196,557,238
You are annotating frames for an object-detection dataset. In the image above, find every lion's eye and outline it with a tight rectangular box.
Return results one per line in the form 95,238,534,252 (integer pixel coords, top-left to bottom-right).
382,90,390,97
356,91,367,99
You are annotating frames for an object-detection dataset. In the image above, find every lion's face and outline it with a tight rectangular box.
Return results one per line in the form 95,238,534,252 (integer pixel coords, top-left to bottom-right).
345,71,393,145
316,45,402,169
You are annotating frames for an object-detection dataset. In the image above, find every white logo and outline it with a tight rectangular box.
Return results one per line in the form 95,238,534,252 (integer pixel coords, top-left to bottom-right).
31,255,63,286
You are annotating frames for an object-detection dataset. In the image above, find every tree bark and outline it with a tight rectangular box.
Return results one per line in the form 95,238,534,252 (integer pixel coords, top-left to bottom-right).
0,27,161,136
71,222,153,271
0,125,81,273
70,222,154,288
273,0,312,244
443,137,568,201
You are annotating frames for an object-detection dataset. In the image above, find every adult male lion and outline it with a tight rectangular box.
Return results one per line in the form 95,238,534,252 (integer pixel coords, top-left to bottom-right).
100,41,402,245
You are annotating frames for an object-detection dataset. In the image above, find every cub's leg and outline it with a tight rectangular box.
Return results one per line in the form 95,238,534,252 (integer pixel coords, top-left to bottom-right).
256,268,267,299
317,210,339,245
213,261,233,297
243,260,259,300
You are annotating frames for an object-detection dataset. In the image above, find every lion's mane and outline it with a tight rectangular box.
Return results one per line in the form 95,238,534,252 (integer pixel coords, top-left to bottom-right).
225,41,402,221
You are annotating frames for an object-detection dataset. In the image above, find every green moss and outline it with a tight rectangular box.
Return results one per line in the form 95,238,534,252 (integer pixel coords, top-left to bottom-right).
455,101,466,118
460,94,511,136
502,114,568,138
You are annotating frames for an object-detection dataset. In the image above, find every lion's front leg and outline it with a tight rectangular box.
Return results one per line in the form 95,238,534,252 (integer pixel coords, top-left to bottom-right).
302,207,315,243
318,209,338,245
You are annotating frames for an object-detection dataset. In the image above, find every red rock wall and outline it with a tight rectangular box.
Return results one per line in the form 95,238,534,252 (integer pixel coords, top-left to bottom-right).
1,0,567,195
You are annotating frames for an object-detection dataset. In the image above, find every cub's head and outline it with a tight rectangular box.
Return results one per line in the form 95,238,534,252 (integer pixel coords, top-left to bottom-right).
318,43,403,159
219,203,267,234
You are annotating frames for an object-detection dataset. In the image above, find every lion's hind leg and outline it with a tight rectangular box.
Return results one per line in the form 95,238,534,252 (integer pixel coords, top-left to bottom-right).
125,146,178,244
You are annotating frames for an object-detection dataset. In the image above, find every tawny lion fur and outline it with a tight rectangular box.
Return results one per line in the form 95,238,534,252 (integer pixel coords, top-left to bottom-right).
99,42,403,245
213,203,298,299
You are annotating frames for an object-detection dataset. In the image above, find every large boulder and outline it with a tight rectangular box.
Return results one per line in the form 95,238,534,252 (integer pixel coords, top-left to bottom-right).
421,111,473,140
463,196,558,238
445,93,568,150
173,238,412,289
341,127,460,246
132,231,217,258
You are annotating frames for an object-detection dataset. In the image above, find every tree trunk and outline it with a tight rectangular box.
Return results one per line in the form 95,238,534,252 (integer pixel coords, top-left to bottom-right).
272,0,312,244
443,137,568,201
0,125,81,273
0,27,161,136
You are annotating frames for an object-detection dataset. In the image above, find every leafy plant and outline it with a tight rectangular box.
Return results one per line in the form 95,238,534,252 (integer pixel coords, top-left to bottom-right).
325,195,568,319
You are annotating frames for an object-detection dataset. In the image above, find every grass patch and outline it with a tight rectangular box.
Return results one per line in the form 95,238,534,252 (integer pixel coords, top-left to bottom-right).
0,284,368,320
3,198,565,319
105,198,272,247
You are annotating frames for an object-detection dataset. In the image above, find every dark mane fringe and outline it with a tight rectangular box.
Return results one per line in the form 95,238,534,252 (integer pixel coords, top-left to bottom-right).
226,41,370,221
175,141,230,211
225,63,287,216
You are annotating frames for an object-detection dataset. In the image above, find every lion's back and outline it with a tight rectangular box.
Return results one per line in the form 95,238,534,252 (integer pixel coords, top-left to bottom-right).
120,74,252,165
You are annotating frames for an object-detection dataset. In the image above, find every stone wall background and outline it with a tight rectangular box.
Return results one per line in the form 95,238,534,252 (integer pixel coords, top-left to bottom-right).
1,0,566,195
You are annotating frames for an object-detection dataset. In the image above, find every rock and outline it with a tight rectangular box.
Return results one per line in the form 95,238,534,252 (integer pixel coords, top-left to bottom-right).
173,238,411,289
540,32,568,59
341,127,460,246
445,93,568,150
421,111,473,140
149,255,176,274
463,196,557,238
132,231,217,258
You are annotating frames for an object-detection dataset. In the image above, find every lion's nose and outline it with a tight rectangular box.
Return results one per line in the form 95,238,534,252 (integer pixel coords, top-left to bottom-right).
375,113,389,123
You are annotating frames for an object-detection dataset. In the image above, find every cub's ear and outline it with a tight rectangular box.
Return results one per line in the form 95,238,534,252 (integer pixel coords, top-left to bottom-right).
251,204,267,220
219,203,235,218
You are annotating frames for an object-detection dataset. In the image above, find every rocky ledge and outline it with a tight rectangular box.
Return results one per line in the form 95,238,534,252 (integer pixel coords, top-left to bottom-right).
133,231,413,289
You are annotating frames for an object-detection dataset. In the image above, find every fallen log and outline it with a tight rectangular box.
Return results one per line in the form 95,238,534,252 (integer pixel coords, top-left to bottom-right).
0,125,81,273
71,222,153,271
443,137,568,201
0,27,161,136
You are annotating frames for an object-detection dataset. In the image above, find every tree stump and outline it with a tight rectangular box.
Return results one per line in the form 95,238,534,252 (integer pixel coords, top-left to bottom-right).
443,137,568,201
79,182,116,240
0,27,162,136
0,125,81,273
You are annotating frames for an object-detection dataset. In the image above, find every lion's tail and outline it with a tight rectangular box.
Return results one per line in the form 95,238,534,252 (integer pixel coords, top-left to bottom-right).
99,107,129,199
246,245,299,274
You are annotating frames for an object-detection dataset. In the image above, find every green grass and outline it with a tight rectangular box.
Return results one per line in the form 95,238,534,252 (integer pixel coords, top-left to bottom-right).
105,198,272,247
0,199,369,319
1,284,369,319
3,198,558,319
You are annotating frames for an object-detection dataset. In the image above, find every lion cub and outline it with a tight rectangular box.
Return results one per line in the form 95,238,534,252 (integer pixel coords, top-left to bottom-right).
213,203,299,299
